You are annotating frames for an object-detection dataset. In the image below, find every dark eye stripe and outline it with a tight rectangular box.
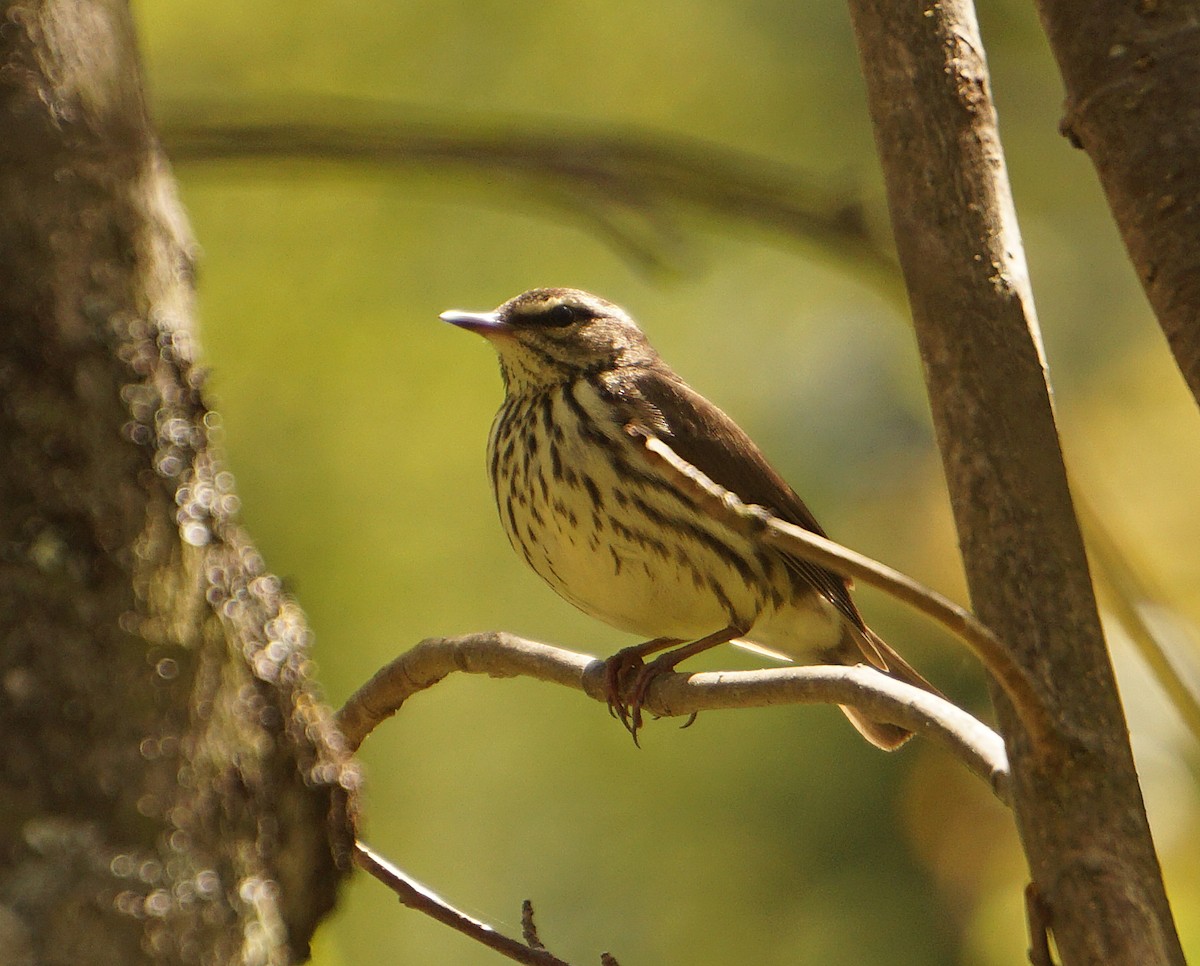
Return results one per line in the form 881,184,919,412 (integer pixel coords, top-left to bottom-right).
512,302,596,329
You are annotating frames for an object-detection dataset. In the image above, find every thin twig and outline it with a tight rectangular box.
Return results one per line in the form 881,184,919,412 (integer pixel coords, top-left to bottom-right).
336,634,1010,805
521,901,545,950
354,841,584,966
1077,495,1200,743
633,430,1058,754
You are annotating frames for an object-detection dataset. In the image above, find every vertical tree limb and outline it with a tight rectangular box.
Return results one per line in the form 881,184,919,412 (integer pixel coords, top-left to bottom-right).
1035,0,1200,405
844,1,1184,963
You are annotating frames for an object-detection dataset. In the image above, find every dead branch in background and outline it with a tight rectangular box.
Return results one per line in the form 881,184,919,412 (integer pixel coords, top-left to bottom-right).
160,100,897,284
1079,497,1200,741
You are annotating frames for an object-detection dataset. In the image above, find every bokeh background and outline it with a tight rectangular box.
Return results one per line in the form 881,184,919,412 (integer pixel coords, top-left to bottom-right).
131,2,1200,963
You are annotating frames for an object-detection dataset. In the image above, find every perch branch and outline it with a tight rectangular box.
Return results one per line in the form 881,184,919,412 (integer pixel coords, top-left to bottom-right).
336,633,1010,805
162,101,1197,744
631,430,1058,753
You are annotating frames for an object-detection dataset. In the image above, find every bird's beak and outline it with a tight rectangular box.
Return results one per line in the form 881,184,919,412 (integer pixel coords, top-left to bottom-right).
440,309,511,337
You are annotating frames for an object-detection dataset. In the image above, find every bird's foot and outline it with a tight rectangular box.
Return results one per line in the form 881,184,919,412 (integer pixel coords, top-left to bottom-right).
623,651,692,744
603,638,677,740
603,625,744,744
602,647,646,732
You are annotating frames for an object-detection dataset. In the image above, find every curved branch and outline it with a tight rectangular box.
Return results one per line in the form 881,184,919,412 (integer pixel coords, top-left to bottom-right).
632,431,1058,754
161,100,1197,748
336,633,1010,805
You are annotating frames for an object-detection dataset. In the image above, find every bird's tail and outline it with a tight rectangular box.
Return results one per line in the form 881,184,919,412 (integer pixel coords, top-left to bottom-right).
840,626,942,751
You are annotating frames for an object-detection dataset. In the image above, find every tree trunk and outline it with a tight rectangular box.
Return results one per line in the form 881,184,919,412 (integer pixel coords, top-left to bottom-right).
0,3,357,963
845,0,1185,963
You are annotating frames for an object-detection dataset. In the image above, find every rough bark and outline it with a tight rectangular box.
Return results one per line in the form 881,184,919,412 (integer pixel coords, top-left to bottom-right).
1035,0,1200,406
844,1,1184,964
0,3,357,963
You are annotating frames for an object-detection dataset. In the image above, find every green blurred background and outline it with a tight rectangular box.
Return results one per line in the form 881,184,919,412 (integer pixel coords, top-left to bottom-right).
131,2,1200,963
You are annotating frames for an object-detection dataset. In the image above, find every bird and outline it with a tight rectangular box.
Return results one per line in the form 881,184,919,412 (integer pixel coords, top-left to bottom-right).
441,287,937,748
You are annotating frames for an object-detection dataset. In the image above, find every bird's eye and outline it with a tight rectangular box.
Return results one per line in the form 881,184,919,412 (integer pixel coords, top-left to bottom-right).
545,304,577,327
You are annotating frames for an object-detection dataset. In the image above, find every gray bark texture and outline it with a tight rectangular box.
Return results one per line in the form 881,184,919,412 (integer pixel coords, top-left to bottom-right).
0,3,358,964
845,0,1185,964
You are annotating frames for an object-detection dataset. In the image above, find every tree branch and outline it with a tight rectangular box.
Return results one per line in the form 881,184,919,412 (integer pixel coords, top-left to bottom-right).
846,0,1185,961
631,431,1058,753
159,99,1200,743
158,99,897,285
337,633,1010,805
353,843,596,966
1078,496,1200,742
1034,0,1200,408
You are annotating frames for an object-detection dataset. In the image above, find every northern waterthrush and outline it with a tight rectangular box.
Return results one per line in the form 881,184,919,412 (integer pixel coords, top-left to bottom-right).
442,288,935,748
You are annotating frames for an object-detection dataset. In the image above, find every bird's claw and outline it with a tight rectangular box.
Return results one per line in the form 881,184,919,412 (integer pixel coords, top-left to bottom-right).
601,635,704,745
602,648,645,736
625,661,662,740
607,653,682,745
602,649,674,745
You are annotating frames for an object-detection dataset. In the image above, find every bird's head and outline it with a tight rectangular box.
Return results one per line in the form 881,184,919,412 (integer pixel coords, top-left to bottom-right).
441,288,656,392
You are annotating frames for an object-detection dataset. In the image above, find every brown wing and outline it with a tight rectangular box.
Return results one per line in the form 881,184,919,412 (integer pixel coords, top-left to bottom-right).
628,367,871,636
